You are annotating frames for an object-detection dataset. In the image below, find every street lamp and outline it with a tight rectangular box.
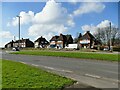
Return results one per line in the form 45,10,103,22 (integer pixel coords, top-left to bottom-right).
17,15,21,48
109,22,112,52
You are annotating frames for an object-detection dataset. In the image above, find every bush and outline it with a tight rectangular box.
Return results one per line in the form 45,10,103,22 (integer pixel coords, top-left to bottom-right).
113,46,120,52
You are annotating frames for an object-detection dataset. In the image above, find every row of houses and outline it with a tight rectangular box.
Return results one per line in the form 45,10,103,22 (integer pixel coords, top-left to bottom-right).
5,38,34,48
5,31,100,49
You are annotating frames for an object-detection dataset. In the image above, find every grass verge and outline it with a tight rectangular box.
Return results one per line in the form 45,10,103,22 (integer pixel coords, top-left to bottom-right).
11,50,119,61
2,59,75,89
0,59,1,89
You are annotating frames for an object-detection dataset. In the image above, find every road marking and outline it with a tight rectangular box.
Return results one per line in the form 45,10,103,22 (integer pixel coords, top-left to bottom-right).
85,74,101,79
20,62,73,73
37,65,73,73
20,62,27,64
31,64,39,67
85,73,120,83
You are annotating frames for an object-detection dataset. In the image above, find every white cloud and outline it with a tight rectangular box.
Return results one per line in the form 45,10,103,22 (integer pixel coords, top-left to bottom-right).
11,11,34,26
8,0,74,41
0,31,13,39
81,20,114,34
81,24,97,34
28,0,74,40
97,20,113,28
0,30,13,47
33,0,74,26
34,0,68,24
68,0,78,5
73,2,105,16
28,24,68,40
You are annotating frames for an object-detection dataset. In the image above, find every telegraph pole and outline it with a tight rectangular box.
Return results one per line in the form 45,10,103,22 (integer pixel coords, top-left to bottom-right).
17,16,21,48
109,22,112,51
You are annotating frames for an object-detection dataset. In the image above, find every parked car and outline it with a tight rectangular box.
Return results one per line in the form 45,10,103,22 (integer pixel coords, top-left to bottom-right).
12,47,20,51
103,47,109,51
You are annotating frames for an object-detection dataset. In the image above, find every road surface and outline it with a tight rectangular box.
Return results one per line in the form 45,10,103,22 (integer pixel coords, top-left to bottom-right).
1,50,119,89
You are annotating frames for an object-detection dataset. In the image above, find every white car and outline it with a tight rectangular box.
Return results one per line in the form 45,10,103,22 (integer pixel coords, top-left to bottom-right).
103,47,109,51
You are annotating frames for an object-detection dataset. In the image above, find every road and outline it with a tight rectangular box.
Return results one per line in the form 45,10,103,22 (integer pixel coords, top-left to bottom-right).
1,50,119,89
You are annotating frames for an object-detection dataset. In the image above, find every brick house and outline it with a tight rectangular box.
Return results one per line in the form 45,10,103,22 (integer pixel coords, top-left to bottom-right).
5,40,14,48
34,36,49,48
79,31,99,49
5,38,34,48
49,36,59,48
50,34,73,49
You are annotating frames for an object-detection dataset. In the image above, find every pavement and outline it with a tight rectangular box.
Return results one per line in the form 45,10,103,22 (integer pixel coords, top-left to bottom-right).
1,50,119,89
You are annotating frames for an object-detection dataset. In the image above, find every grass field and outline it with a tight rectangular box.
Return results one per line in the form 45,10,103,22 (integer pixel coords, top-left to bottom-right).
0,59,2,89
2,60,75,89
11,50,118,61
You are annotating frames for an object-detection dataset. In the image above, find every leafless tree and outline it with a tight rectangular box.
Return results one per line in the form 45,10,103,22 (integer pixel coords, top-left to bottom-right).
94,26,119,46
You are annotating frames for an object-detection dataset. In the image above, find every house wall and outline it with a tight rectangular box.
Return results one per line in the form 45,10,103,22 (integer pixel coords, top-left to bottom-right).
57,41,63,49
34,42,38,48
26,40,34,47
79,39,96,49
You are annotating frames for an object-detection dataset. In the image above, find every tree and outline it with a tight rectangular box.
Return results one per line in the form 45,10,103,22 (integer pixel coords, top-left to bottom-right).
73,33,82,43
94,26,119,46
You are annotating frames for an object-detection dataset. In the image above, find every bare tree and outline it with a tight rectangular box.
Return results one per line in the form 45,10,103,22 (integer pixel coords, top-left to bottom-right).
94,26,119,46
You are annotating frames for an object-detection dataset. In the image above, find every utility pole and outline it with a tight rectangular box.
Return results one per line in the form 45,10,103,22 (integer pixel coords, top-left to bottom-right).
109,22,112,51
17,15,21,48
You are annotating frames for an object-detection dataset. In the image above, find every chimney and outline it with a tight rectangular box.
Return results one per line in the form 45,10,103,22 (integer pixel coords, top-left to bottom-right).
78,33,82,38
60,33,62,36
87,31,90,33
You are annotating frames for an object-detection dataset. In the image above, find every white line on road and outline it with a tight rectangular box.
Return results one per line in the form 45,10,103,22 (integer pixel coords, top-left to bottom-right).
40,65,73,73
85,73,120,83
20,61,73,73
31,64,39,67
85,74,101,79
20,62,27,64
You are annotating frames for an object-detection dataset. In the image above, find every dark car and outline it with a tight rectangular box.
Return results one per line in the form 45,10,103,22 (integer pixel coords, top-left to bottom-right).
12,47,20,51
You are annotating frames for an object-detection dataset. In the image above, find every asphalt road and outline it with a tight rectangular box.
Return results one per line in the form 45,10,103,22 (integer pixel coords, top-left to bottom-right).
1,51,119,89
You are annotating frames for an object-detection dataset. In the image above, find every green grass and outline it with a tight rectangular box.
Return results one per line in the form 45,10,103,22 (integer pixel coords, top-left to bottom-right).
2,59,75,89
0,59,2,89
11,50,118,61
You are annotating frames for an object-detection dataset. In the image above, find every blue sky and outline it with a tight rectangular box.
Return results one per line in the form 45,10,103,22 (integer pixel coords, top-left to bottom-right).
1,0,118,47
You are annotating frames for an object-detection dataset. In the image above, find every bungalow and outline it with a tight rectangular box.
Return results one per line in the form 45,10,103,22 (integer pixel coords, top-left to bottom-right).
5,38,34,48
50,34,73,49
34,36,49,48
79,31,99,49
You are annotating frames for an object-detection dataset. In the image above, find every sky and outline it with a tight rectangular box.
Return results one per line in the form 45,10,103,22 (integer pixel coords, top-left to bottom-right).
1,0,118,47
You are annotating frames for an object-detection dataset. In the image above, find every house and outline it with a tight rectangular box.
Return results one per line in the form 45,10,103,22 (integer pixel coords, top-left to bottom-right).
34,36,49,48
5,38,34,48
73,33,82,43
5,40,14,48
49,36,59,48
78,31,99,49
65,35,73,46
50,34,73,49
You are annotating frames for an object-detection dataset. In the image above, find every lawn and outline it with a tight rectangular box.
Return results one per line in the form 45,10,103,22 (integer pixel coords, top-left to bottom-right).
11,50,119,61
2,59,75,89
0,59,2,89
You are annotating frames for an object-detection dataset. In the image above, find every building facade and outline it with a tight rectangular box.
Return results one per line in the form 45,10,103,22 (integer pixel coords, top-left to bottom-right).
34,36,49,48
5,38,34,48
50,34,73,49
79,31,99,49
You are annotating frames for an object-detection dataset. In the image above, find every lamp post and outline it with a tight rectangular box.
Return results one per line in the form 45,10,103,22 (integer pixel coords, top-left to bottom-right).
17,15,21,48
109,22,112,51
